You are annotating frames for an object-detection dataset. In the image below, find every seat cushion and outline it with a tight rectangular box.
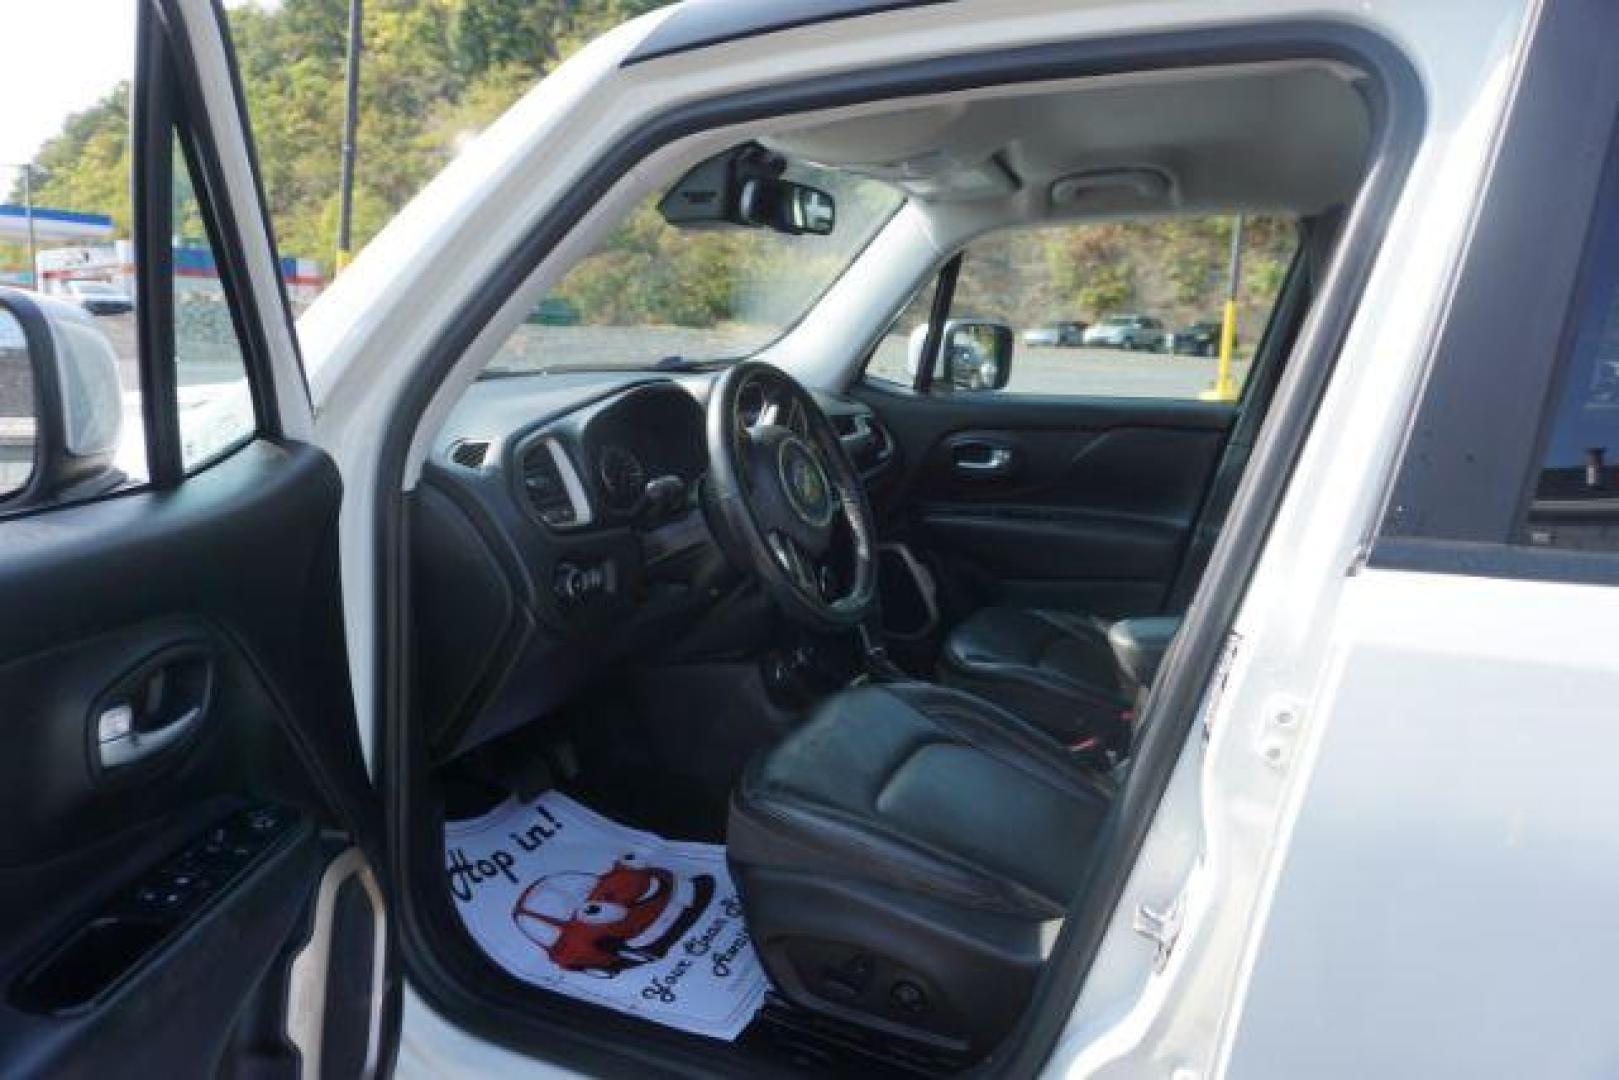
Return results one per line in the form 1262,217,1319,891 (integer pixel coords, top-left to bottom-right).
731,682,1112,919
939,607,1132,744
728,683,1113,1048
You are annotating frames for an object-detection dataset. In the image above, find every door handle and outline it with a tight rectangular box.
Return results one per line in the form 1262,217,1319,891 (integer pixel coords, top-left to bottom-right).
98,703,203,768
952,442,1015,476
93,647,214,770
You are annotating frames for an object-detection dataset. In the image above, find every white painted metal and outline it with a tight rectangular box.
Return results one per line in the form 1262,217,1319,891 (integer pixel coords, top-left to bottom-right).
1055,2,1548,1076
395,988,581,1080
1223,569,1619,1078
286,848,389,1080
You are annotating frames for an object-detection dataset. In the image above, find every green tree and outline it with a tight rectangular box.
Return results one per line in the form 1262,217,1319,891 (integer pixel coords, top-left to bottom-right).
12,84,133,233
15,0,1300,342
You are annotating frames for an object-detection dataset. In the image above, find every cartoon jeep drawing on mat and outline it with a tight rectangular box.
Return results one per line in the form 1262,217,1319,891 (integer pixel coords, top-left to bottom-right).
512,853,717,976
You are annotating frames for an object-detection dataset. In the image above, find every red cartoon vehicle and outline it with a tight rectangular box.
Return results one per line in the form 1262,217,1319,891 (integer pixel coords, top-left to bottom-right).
512,853,715,976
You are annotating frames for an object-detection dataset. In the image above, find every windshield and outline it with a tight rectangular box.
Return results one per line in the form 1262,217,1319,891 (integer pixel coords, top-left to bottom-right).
483,161,903,375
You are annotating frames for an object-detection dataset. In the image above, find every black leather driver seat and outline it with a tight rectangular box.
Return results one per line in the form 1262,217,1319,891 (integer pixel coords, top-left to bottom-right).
728,682,1112,1051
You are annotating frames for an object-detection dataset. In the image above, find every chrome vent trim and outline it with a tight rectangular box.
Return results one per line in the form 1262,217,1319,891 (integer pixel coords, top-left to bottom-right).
522,437,593,529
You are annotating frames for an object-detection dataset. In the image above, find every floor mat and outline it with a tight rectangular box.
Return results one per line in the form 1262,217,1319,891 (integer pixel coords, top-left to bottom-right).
444,791,767,1041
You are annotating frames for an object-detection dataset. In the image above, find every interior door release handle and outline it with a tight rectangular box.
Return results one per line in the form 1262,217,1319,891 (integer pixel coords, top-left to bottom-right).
99,704,203,768
953,444,1014,475
93,647,214,770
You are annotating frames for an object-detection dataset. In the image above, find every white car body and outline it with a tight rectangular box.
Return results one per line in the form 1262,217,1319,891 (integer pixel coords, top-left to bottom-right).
1023,323,1085,348
1082,314,1164,349
63,279,134,312
156,0,1618,1075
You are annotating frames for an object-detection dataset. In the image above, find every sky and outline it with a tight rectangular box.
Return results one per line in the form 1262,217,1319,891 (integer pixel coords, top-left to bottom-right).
0,1,137,179
0,1,283,197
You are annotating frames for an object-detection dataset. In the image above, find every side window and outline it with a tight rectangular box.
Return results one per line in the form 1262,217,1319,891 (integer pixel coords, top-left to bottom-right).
0,4,262,516
1,5,146,504
1522,163,1619,552
869,217,1297,401
171,135,256,470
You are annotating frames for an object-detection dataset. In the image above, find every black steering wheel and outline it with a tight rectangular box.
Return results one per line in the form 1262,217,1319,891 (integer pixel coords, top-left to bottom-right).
703,362,877,630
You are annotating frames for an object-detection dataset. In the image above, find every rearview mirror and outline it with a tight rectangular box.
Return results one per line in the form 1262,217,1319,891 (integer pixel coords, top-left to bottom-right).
0,288,125,509
659,144,836,236
737,178,835,236
906,318,1016,391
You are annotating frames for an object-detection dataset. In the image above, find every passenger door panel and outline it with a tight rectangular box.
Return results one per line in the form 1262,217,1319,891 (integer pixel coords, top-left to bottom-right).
855,383,1232,618
0,444,378,1077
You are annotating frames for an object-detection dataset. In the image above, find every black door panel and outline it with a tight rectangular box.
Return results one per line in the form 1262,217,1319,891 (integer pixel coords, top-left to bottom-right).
913,426,1225,517
0,442,381,1077
0,617,236,865
0,806,320,1079
853,381,1232,620
915,508,1189,614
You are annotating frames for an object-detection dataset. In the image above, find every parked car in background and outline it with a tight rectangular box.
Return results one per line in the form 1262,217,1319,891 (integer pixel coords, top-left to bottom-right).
526,295,581,325
1022,320,1087,347
1082,313,1166,350
1170,319,1229,357
64,280,134,316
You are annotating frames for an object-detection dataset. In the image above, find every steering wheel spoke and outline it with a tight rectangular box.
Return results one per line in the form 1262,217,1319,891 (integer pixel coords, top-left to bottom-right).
767,530,820,596
755,398,783,429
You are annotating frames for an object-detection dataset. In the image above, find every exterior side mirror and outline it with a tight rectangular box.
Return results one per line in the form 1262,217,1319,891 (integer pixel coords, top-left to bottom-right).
0,288,125,510
906,318,1016,391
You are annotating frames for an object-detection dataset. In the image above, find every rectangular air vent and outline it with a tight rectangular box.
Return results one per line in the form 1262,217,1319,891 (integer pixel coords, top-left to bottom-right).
449,439,491,469
521,439,592,529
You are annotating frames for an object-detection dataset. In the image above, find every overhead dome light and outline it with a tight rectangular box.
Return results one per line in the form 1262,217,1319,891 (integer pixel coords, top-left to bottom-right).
1050,166,1175,207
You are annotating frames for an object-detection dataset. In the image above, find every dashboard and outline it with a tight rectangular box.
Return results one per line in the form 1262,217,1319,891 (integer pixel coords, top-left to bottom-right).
411,370,894,759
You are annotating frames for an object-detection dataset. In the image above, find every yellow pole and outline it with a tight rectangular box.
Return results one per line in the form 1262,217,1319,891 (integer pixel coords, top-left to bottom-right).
1214,296,1238,398
1199,213,1244,403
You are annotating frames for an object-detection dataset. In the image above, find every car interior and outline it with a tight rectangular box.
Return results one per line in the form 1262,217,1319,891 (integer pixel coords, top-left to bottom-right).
400,59,1372,1075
